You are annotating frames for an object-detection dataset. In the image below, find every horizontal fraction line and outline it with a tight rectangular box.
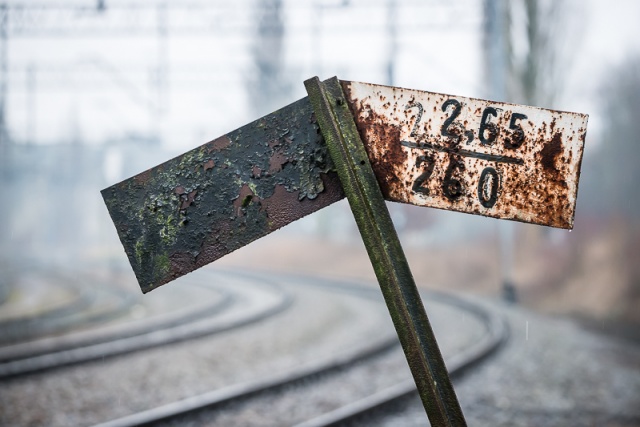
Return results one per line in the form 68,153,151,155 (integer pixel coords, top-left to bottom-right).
401,140,524,165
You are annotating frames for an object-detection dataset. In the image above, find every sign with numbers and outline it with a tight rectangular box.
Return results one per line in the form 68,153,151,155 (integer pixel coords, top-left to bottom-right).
342,81,588,229
102,78,588,293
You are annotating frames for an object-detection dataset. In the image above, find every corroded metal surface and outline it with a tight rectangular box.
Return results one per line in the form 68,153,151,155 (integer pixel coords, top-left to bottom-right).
341,81,588,229
103,79,588,293
305,76,466,426
102,97,344,293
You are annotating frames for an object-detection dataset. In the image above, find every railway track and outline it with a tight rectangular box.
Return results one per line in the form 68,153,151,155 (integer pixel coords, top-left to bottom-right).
0,270,291,378
89,272,507,427
4,268,633,427
0,269,507,426
293,291,507,427
0,269,135,345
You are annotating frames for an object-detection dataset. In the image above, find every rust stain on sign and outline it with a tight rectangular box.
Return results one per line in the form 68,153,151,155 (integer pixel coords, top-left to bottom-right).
102,97,344,293
341,81,588,229
102,79,588,293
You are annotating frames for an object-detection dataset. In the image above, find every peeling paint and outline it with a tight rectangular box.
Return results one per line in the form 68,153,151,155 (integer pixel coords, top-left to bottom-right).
102,97,345,293
102,79,588,294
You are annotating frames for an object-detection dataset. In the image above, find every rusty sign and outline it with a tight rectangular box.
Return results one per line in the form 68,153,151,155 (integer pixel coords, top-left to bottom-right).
342,81,588,229
102,97,345,293
305,77,468,425
102,79,587,293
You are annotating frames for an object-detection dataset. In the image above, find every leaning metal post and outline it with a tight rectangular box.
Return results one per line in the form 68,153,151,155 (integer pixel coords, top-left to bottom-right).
304,76,467,426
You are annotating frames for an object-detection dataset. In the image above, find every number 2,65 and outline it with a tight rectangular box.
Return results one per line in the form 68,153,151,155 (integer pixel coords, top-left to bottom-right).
406,99,528,149
404,98,528,209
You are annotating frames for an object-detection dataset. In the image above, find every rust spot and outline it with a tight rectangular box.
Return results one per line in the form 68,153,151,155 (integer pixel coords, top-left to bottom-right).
133,170,152,186
204,159,215,171
169,252,196,280
540,132,563,173
206,135,231,152
361,111,405,198
260,184,300,230
174,186,185,195
194,220,233,270
252,165,262,178
180,189,198,210
341,84,407,200
232,184,258,217
268,138,280,148
269,150,288,173
261,175,343,231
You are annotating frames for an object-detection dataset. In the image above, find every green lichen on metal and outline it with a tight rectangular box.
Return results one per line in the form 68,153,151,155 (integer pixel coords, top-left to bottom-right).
102,96,345,293
153,253,170,283
134,240,144,266
304,77,466,426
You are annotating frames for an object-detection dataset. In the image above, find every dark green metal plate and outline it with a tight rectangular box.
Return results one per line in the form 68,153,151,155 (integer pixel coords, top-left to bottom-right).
102,97,344,293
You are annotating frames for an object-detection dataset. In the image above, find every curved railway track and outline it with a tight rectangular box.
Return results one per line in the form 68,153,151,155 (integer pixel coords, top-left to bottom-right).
0,271,291,378
90,272,507,427
4,269,633,427
0,270,135,345
293,291,507,427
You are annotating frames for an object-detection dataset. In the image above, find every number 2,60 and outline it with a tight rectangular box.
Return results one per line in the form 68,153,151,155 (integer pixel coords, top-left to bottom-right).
411,155,501,208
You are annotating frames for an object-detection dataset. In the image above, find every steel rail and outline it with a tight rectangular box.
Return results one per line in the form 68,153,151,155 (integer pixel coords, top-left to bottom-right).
0,277,231,363
0,272,103,344
91,272,400,427
0,263,16,306
93,332,399,427
90,277,506,427
293,292,508,427
0,273,291,378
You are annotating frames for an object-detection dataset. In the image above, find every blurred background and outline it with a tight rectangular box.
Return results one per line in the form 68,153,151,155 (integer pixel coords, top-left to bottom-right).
0,0,639,358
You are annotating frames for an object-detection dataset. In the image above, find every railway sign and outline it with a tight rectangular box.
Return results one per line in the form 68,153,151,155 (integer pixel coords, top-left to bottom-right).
102,79,586,294
101,77,587,427
343,81,588,229
102,96,345,294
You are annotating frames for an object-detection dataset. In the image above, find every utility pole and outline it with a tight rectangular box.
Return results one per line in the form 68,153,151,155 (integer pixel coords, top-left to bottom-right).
484,0,517,303
0,3,7,160
0,4,7,254
312,1,323,78
248,0,288,118
386,0,397,86
26,64,36,145
483,0,507,101
0,3,7,149
155,1,168,145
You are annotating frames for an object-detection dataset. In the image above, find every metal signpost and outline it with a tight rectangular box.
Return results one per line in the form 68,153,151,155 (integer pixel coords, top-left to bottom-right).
102,77,587,426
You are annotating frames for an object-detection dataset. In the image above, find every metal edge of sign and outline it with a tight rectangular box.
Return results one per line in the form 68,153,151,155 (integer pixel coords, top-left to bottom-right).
341,80,588,229
101,96,344,293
